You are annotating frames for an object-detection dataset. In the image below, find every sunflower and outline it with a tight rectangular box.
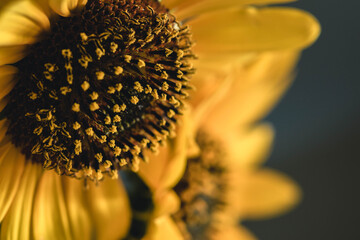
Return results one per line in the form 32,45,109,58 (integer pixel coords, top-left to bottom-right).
137,10,320,240
0,0,319,239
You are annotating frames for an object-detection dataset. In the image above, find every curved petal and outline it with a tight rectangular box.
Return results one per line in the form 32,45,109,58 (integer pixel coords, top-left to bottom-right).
62,176,92,240
0,143,25,222
0,163,42,240
0,65,18,101
0,0,49,46
50,0,87,16
87,178,131,240
0,45,26,65
190,7,320,61
235,168,301,219
174,0,295,20
139,113,189,190
32,171,72,240
143,216,184,240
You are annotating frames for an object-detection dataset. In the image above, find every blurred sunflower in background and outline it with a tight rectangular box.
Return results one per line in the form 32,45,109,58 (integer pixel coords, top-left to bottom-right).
0,0,319,240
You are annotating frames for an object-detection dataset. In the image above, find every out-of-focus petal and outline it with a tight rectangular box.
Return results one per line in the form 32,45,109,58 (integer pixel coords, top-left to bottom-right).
139,114,189,190
144,216,184,240
62,177,92,240
49,0,87,16
213,225,257,240
87,178,131,240
0,144,25,222
0,45,26,65
235,168,301,219
0,0,49,46
153,190,180,218
32,171,73,240
190,7,320,61
0,163,42,240
0,66,18,101
174,0,295,20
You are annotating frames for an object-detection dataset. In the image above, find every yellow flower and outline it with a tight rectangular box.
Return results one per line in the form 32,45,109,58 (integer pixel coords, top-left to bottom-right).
136,2,320,238
0,0,319,240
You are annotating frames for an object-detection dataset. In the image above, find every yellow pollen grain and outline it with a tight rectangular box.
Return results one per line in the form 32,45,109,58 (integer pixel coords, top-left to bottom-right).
113,104,121,113
110,42,118,53
133,145,141,155
73,122,81,130
90,102,99,111
154,63,163,71
177,70,183,79
130,96,139,105
103,160,112,169
84,167,93,177
89,92,99,100
85,127,94,136
115,83,123,91
159,119,166,126
60,86,72,95
114,66,123,75
145,85,152,94
161,71,168,79
165,48,173,57
109,125,117,134
162,82,169,91
107,86,116,94
114,146,122,156
80,32,88,41
124,55,132,63
100,135,107,143
141,138,150,147
81,81,90,91
167,109,175,118
94,153,103,163
96,48,105,59
120,104,126,111
119,159,127,167
152,89,159,99
74,139,82,155
161,93,167,101
72,103,80,112
111,170,118,179
96,71,105,80
175,83,182,92
104,115,111,125
123,145,130,152
176,49,184,59
109,140,116,148
96,170,103,181
28,92,38,100
113,115,121,123
134,81,143,92
138,59,146,68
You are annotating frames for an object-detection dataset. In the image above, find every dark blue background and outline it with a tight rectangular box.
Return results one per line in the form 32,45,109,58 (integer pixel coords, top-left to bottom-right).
244,0,360,239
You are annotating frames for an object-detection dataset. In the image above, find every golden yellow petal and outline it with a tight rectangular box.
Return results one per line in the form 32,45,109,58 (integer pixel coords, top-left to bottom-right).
198,51,299,136
62,176,92,240
0,45,26,65
0,143,25,222
138,113,189,190
190,7,320,58
49,0,87,16
0,0,49,46
235,168,301,219
86,178,131,240
32,171,72,240
175,0,295,20
0,120,9,143
153,190,180,218
143,216,184,240
227,124,275,167
213,225,257,240
0,65,18,101
0,163,42,240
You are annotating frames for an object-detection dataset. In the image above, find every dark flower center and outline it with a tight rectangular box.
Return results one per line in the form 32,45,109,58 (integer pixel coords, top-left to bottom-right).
173,131,227,240
3,0,194,181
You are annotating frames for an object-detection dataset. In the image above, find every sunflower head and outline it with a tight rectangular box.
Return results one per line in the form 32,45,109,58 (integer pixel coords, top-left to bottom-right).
1,0,194,181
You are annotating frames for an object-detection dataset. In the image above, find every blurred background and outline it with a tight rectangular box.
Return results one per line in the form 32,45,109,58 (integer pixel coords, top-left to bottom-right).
244,0,360,239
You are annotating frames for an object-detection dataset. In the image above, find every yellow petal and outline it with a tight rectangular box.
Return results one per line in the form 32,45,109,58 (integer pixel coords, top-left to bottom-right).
0,45,26,65
0,143,25,222
190,7,320,59
153,190,180,218
213,225,257,240
0,163,42,240
144,216,184,240
62,176,92,240
199,51,299,136
87,178,131,240
49,0,87,16
0,65,18,101
175,0,295,20
139,113,189,190
0,120,9,143
32,171,72,240
227,124,275,167
235,168,301,219
0,0,49,46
